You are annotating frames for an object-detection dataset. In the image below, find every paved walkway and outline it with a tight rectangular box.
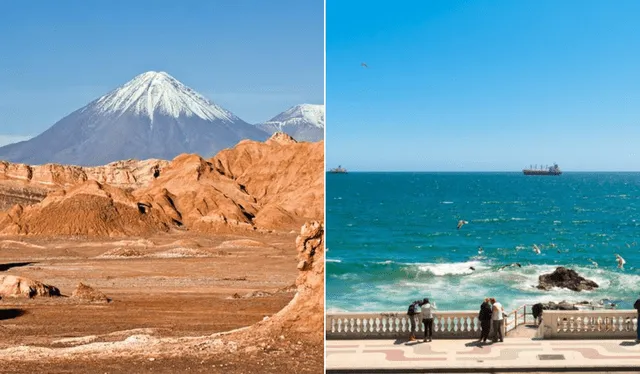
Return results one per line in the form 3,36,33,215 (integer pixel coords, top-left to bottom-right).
326,338,640,372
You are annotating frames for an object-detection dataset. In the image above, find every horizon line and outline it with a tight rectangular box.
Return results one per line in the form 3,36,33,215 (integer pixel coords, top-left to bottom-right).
326,170,640,173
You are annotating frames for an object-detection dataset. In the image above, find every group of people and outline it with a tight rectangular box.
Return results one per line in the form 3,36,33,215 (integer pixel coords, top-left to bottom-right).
478,297,505,343
407,297,506,344
406,298,437,342
406,295,640,343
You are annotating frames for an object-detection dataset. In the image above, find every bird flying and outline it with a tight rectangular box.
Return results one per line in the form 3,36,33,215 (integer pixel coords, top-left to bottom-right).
616,254,626,269
457,220,469,230
361,62,368,68
533,244,541,255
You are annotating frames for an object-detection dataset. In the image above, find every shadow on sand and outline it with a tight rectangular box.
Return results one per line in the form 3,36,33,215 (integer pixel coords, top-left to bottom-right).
0,262,35,272
0,308,27,321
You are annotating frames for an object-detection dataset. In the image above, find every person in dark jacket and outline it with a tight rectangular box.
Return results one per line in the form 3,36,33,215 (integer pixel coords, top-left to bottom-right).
532,303,544,326
478,298,492,343
407,300,422,341
634,297,640,342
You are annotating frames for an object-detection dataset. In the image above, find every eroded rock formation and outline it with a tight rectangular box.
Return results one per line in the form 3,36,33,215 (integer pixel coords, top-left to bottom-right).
71,283,110,303
0,275,61,298
248,220,324,340
0,134,323,236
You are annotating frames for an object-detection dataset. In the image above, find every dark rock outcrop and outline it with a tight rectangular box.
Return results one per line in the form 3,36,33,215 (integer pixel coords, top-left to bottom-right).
537,267,599,292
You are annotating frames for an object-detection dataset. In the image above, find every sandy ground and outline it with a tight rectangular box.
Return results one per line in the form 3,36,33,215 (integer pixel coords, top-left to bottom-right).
0,230,322,373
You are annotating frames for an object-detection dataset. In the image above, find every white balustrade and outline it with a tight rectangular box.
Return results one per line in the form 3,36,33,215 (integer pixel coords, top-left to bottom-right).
328,310,640,340
539,310,638,339
326,311,500,339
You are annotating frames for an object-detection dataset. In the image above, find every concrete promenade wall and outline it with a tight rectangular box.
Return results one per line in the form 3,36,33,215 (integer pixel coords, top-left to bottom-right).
326,311,504,340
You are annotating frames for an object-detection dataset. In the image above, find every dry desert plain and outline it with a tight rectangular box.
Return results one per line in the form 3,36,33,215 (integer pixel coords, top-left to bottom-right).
0,133,324,373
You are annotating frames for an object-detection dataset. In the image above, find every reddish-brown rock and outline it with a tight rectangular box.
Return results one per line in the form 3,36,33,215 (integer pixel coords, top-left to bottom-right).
0,133,322,236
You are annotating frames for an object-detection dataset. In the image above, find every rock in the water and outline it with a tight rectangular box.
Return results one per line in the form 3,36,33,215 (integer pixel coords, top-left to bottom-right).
71,282,110,302
537,267,599,292
557,301,577,310
535,300,580,311
0,275,61,298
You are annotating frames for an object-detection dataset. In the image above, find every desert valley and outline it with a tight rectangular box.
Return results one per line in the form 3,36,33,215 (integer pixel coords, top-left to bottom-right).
0,133,324,373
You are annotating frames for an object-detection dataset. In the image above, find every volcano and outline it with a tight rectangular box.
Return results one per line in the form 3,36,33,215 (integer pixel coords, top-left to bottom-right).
0,71,270,166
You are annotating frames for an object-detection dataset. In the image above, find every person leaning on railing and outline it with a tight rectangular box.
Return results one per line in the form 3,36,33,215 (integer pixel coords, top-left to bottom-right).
406,299,422,342
420,298,436,342
634,296,640,342
478,298,492,343
490,297,505,342
532,303,543,326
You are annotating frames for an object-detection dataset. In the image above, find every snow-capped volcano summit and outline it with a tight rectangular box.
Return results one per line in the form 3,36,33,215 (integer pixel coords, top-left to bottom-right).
0,71,269,166
257,104,324,142
93,71,237,123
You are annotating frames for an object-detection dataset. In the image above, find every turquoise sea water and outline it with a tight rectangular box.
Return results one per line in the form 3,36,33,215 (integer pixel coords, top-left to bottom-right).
326,172,640,313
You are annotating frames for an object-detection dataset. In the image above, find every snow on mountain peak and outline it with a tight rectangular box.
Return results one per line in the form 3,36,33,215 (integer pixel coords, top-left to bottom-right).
93,71,237,122
264,104,325,129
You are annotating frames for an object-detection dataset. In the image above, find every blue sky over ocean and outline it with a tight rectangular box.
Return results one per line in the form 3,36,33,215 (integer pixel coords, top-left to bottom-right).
327,0,640,171
0,0,324,143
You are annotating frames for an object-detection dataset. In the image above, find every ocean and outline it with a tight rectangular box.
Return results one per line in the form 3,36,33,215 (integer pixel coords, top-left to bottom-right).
326,172,640,313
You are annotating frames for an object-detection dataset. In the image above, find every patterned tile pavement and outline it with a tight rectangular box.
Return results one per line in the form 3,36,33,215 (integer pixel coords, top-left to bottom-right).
326,338,640,372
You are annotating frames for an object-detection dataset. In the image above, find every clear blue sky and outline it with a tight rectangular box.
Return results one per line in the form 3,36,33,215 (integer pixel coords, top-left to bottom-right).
0,0,324,144
327,0,640,172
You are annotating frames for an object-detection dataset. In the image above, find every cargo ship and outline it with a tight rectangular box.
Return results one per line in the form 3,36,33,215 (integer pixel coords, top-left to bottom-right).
523,163,562,176
328,165,347,174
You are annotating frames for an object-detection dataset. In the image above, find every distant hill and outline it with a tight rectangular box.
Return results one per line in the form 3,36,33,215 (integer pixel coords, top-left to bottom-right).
256,104,324,142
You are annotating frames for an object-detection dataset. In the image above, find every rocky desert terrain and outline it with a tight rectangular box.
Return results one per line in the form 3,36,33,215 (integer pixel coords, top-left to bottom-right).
0,133,324,373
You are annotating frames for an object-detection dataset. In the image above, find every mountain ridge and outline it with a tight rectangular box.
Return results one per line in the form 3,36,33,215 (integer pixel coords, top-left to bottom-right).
0,71,270,166
0,132,324,236
256,104,324,142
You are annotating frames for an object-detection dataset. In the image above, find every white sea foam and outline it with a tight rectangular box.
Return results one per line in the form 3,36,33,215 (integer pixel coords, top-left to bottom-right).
329,261,640,313
329,273,359,281
411,261,487,276
326,259,342,263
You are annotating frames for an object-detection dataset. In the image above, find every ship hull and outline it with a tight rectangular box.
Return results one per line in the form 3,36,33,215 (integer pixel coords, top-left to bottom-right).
523,170,562,175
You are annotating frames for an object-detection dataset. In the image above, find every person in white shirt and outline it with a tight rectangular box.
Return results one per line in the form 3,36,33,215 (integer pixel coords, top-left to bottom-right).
420,298,437,342
490,297,504,342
